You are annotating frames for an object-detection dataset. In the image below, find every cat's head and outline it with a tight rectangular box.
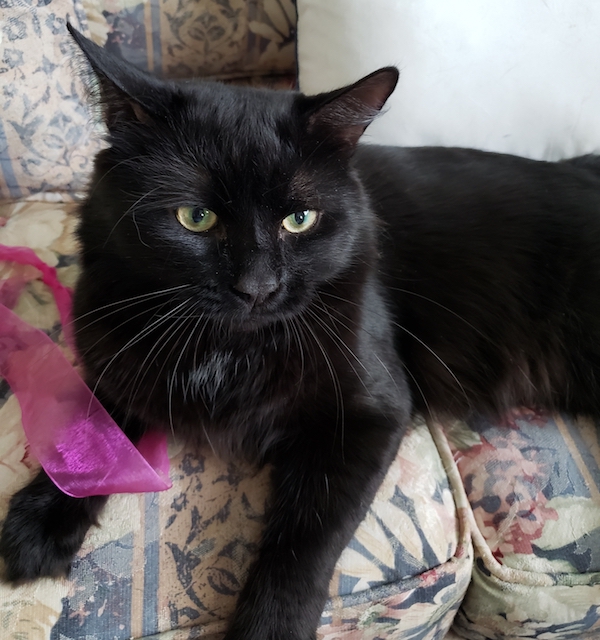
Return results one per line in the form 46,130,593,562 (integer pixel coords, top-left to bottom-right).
69,26,398,330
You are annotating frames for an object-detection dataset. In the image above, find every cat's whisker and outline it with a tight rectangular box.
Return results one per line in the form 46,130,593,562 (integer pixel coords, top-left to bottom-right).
304,305,372,399
146,330,188,439
402,363,434,419
322,281,501,357
318,290,470,406
292,314,319,380
373,353,401,395
315,297,470,413
68,284,191,332
86,155,148,197
384,286,496,345
86,299,193,419
167,314,204,436
390,321,472,411
134,302,203,426
313,294,365,354
297,314,345,454
284,318,307,406
312,296,382,376
216,175,233,203
75,298,178,361
202,424,218,457
25,293,175,376
191,319,212,417
104,186,162,247
515,365,538,393
131,209,150,248
280,317,291,362
120,305,197,420
74,289,195,378
190,319,212,418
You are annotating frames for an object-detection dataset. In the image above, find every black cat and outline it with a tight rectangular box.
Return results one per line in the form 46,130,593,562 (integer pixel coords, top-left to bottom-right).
2,26,600,640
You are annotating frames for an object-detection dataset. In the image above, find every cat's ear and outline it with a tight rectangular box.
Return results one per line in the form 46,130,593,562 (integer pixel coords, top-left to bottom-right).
300,67,399,148
67,23,168,130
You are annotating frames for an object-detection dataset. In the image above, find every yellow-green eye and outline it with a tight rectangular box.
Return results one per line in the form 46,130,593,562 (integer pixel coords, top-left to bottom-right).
176,206,218,232
282,209,319,234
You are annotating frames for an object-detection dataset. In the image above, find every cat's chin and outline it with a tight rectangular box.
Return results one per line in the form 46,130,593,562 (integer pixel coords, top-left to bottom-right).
218,296,309,333
220,306,305,333
227,313,285,333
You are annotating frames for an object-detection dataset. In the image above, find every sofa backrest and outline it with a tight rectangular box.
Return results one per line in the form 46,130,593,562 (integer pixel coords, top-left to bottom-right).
0,0,297,202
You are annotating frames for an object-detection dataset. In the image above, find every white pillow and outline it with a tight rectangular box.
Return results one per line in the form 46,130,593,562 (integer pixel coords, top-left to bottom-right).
297,0,600,160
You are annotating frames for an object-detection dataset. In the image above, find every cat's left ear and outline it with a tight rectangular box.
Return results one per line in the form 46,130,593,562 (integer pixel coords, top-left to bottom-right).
300,67,399,148
67,23,170,130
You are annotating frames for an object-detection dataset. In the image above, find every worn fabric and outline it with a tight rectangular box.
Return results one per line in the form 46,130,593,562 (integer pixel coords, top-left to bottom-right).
448,411,600,638
0,0,296,203
0,0,102,200
82,0,297,81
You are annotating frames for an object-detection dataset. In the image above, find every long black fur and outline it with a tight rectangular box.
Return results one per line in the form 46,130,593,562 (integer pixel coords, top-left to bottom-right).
2,26,600,639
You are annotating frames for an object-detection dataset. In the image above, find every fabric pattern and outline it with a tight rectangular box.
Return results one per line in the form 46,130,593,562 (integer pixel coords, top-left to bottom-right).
0,0,103,201
82,0,296,82
320,421,472,640
0,0,296,204
447,410,600,639
0,198,469,639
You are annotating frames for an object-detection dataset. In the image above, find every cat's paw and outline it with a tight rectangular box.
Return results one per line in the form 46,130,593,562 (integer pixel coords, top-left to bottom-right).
223,628,317,640
0,471,107,584
223,599,319,640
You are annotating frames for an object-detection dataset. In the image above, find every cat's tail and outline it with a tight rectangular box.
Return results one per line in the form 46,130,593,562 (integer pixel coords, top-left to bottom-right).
562,153,600,178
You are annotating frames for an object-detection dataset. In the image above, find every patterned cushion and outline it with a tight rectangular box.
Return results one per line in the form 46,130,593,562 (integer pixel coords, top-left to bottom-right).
321,421,472,639
0,198,470,638
0,0,102,201
0,0,296,203
82,0,296,81
447,411,600,639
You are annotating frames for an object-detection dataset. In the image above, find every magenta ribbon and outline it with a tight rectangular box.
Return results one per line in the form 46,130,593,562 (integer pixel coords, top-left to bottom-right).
0,244,171,498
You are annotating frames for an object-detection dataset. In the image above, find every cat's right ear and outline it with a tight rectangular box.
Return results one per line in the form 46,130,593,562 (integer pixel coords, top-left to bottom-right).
299,67,399,150
67,24,168,130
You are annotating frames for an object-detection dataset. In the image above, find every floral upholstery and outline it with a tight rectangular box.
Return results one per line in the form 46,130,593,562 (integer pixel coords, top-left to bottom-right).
82,0,296,82
448,413,600,639
0,0,295,202
1,1,599,639
0,0,102,200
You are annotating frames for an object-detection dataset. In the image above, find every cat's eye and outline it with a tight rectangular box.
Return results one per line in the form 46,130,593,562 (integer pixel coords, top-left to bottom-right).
282,209,319,234
176,206,218,232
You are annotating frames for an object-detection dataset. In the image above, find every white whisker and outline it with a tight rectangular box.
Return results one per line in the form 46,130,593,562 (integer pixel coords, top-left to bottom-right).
86,299,192,418
298,314,345,457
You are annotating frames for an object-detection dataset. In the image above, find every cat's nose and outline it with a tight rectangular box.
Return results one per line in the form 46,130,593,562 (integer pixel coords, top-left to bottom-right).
232,271,280,307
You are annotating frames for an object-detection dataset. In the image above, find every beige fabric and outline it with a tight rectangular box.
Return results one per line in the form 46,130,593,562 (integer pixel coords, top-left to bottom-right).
0,0,103,200
82,0,296,80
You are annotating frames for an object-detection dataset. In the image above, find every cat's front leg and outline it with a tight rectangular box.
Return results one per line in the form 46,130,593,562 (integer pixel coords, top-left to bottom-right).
0,405,146,583
224,405,406,640
0,468,107,582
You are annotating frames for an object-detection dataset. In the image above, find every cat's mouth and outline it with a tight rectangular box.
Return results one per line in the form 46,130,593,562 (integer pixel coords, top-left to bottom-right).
227,308,289,332
224,297,307,333
224,282,303,330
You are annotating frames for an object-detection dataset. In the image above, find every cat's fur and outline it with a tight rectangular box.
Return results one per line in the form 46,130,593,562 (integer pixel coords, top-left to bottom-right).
2,26,600,640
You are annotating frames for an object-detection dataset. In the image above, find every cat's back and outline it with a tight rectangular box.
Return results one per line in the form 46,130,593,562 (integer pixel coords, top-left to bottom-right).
354,144,600,229
354,144,600,283
352,145,600,417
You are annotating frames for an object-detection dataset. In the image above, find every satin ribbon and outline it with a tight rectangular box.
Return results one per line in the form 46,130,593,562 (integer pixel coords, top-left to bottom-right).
0,244,171,498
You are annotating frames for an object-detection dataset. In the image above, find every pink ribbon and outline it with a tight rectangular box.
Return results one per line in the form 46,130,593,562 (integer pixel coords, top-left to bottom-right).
0,244,171,497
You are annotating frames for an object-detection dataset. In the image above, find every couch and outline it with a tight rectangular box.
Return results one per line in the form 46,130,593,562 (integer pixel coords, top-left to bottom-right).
0,2,598,639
